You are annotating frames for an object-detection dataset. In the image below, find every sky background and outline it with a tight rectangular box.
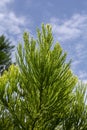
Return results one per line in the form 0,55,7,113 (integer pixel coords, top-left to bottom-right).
0,0,87,83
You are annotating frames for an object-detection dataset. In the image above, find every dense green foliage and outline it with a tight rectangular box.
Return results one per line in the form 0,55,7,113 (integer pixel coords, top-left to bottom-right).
0,35,14,74
0,24,87,130
60,83,87,130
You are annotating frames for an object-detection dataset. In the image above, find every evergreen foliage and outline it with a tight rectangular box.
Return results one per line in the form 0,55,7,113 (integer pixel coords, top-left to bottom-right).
0,24,87,130
0,35,14,74
60,82,87,130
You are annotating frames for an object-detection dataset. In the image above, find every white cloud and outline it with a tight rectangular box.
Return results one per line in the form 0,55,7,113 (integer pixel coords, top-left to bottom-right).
0,12,26,35
0,0,31,43
0,0,14,12
0,0,13,6
50,14,87,42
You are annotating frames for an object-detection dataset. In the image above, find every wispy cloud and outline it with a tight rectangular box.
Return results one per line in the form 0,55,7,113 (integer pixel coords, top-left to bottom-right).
0,12,26,36
50,14,87,42
0,0,14,12
0,0,31,40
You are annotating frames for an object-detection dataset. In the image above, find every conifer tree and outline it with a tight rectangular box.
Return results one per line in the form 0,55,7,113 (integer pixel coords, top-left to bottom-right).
0,35,14,74
62,82,87,130
0,24,78,130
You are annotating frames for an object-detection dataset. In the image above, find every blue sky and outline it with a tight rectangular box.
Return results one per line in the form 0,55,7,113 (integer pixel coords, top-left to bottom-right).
0,0,87,83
